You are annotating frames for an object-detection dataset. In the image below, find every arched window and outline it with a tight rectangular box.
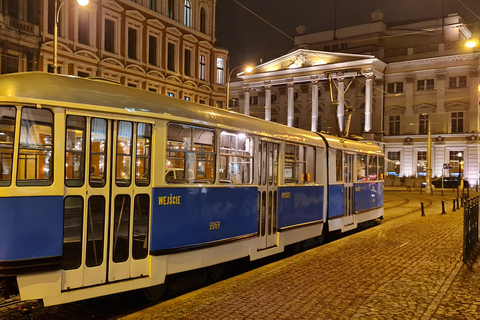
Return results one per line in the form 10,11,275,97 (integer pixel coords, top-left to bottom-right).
200,8,206,33
184,0,191,27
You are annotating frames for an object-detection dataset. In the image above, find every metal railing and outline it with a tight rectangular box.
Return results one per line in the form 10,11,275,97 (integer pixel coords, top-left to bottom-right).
463,196,479,263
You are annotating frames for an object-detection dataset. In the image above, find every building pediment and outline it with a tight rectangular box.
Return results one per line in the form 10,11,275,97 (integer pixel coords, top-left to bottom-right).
184,80,198,88
183,34,199,44
166,27,183,37
147,70,165,79
126,64,146,74
74,50,100,62
166,75,182,84
101,58,124,68
199,40,213,50
103,0,124,12
126,10,146,22
445,101,469,111
385,105,405,114
147,19,165,29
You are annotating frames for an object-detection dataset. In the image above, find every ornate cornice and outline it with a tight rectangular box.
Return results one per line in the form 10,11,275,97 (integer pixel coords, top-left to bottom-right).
435,72,447,80
404,75,416,83
388,53,480,69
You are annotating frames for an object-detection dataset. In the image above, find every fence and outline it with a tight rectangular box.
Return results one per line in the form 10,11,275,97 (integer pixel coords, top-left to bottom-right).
463,196,479,263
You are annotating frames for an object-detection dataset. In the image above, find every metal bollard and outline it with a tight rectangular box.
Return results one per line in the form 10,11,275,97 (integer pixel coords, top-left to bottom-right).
453,198,456,212
457,197,460,210
461,194,464,208
421,202,425,217
441,200,446,215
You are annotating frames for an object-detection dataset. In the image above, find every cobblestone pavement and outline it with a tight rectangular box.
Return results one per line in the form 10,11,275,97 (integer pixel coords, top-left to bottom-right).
120,190,480,320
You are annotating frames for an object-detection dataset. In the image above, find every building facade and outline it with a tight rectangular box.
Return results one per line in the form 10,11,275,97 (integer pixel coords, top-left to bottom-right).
32,0,226,107
229,13,480,186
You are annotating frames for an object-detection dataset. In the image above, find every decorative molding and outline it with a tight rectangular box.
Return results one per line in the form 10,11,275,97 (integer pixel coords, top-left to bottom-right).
404,75,416,83
468,69,480,77
183,34,199,44
125,10,146,21
404,137,413,145
166,27,183,37
435,72,447,80
435,136,444,144
389,53,480,69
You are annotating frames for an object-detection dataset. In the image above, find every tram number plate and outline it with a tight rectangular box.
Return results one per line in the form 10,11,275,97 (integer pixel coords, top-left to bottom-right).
209,221,221,230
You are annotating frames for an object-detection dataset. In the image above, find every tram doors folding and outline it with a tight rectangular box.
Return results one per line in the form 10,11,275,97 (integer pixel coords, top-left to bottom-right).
257,141,279,250
343,152,355,226
62,116,151,290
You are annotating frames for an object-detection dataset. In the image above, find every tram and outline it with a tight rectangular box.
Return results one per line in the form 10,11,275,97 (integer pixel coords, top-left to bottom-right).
0,72,384,306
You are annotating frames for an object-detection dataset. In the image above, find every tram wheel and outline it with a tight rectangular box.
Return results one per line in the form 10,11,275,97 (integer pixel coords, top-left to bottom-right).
142,283,167,302
207,263,225,282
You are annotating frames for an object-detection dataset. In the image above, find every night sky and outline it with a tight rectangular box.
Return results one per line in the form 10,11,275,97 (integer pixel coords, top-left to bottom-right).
215,0,480,68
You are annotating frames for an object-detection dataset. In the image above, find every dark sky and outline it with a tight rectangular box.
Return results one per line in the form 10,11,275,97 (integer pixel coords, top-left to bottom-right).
215,0,480,67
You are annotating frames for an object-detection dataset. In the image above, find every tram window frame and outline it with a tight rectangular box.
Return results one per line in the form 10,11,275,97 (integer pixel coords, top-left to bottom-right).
284,143,315,184
356,153,367,181
86,195,105,267
65,115,86,187
336,150,343,183
378,155,385,180
132,194,149,260
0,106,16,187
116,121,133,187
62,196,84,270
89,118,108,188
219,131,253,184
135,123,152,186
17,107,54,186
166,123,215,184
368,155,378,181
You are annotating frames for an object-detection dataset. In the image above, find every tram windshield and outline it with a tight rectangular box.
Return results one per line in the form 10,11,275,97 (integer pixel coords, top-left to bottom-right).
0,106,15,186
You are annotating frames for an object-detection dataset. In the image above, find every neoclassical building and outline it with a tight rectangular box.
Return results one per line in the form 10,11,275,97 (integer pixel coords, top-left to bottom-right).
229,13,480,185
35,0,227,107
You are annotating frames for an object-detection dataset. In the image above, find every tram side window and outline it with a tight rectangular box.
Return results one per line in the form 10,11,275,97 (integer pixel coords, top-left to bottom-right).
336,150,343,182
284,144,314,184
65,116,86,187
116,121,133,187
219,131,253,184
378,156,385,180
0,106,15,186
63,196,83,270
368,155,378,181
356,154,367,181
86,196,105,267
166,123,215,184
133,194,149,260
17,107,53,186
90,118,107,187
135,123,152,186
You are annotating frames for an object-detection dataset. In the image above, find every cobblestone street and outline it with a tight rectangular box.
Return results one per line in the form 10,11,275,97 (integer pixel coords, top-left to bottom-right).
121,190,480,319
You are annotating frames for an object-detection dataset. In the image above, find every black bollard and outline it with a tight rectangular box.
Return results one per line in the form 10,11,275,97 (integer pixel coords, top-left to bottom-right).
461,194,464,208
453,198,456,212
456,197,460,210
421,202,425,217
441,200,446,215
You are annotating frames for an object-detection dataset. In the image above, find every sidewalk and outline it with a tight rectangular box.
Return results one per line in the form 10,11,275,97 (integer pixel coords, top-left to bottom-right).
121,191,480,319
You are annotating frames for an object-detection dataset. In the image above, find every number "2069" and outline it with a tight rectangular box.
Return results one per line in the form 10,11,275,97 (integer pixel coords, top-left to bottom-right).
209,221,221,230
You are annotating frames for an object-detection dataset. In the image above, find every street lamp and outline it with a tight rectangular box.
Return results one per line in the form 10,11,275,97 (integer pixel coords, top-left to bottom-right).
226,66,252,109
457,152,463,193
54,0,89,74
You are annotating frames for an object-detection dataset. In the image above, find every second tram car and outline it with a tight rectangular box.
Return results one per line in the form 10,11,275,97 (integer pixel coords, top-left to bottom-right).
0,73,384,306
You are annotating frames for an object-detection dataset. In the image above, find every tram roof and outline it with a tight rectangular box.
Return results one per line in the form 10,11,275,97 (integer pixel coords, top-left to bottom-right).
0,72,326,146
321,135,383,154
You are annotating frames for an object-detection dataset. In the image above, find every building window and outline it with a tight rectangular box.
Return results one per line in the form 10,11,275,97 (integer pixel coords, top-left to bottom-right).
127,83,137,88
271,93,277,103
168,0,175,19
317,116,322,132
449,151,463,176
48,0,63,36
27,1,40,25
294,91,299,100
417,79,434,90
216,101,223,108
199,99,206,104
78,71,89,77
128,28,137,60
249,96,258,105
105,19,115,53
2,54,18,74
387,151,400,176
451,112,464,133
78,8,89,45
26,52,35,71
149,35,157,66
167,43,175,72
184,49,191,77
389,115,400,135
449,76,467,89
229,98,239,107
199,54,206,80
419,114,429,134
149,0,157,11
184,0,191,27
184,96,190,101
200,8,206,33
167,92,175,97
387,82,403,94
216,58,224,85
417,151,427,176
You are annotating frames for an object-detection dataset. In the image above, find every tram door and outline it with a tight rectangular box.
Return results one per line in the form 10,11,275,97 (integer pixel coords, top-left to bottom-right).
257,141,279,250
62,116,151,290
344,152,355,226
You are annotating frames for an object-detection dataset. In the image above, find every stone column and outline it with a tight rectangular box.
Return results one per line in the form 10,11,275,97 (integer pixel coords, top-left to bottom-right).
364,73,374,132
264,82,271,121
243,86,250,116
405,75,415,115
337,75,345,132
311,78,319,132
287,81,294,127
435,72,446,113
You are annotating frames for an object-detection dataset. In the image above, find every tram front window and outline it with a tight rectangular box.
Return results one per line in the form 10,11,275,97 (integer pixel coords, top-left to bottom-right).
17,107,54,186
0,106,15,186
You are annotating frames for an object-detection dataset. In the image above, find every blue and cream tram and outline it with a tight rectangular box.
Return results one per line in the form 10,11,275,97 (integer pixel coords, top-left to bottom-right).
0,73,384,306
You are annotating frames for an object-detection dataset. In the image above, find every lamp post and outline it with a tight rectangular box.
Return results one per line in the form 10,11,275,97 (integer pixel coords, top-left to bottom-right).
226,66,252,109
457,152,463,193
54,0,89,74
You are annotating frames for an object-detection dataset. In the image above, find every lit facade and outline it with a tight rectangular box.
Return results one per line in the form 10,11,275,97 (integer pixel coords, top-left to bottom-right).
36,0,227,106
229,13,480,185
